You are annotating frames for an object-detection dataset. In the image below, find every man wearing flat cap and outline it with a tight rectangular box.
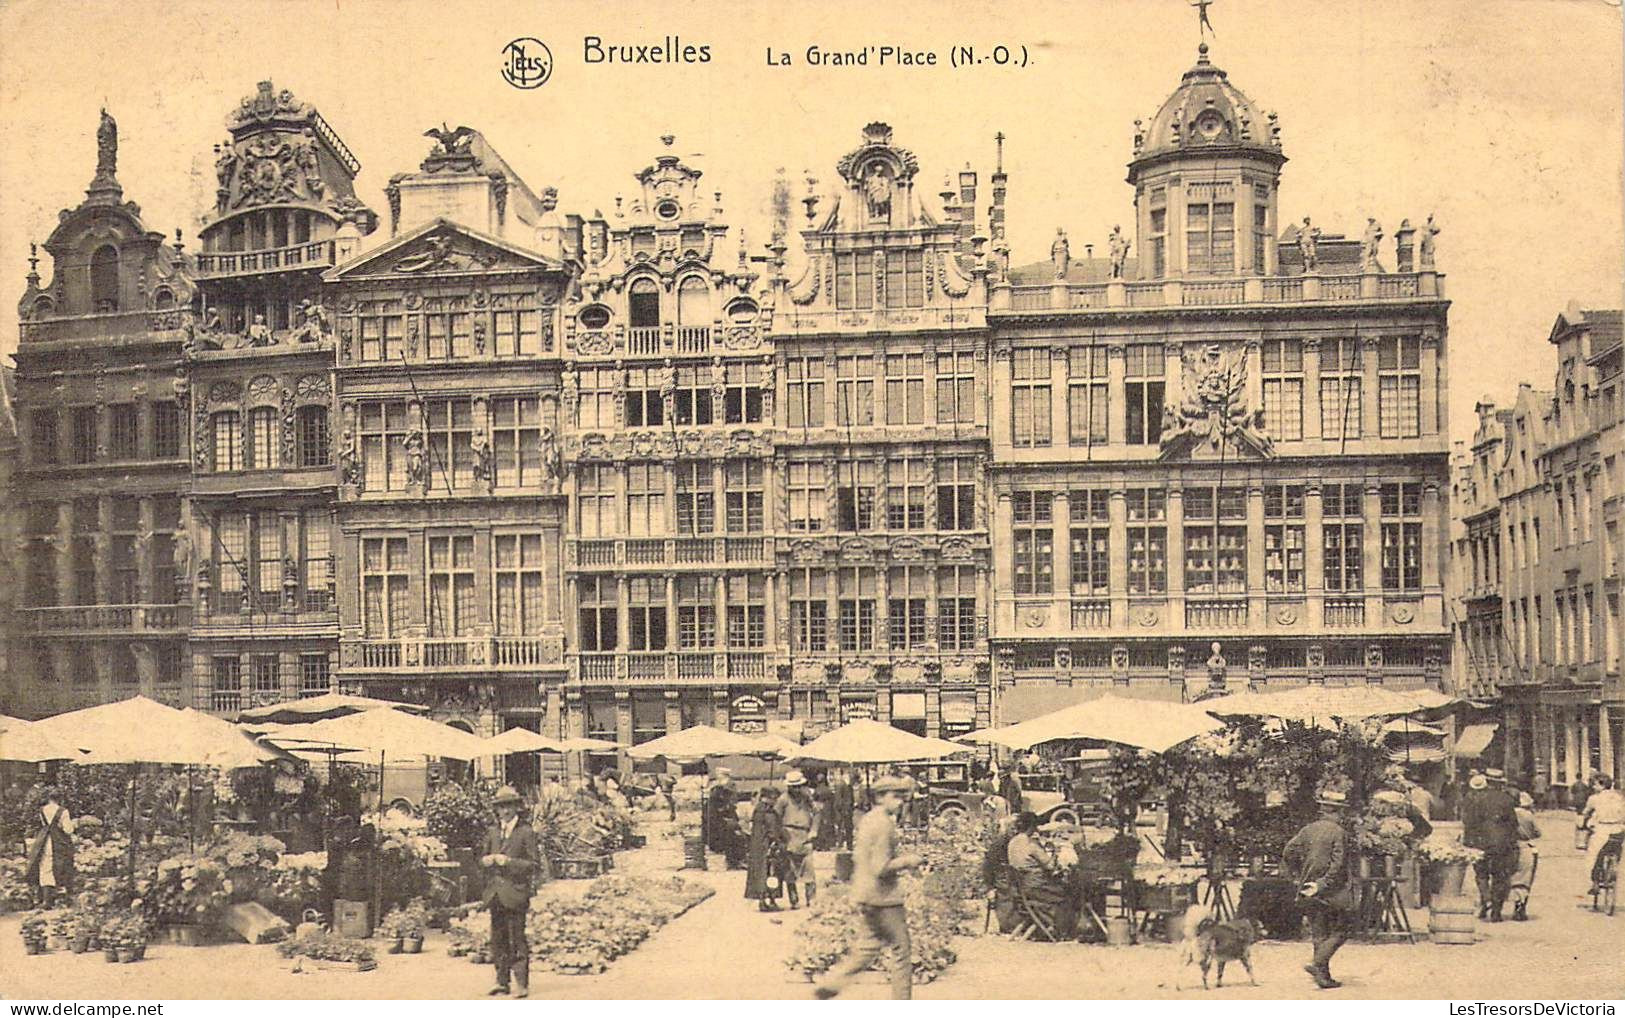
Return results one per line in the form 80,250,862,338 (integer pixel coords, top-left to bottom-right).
815,774,925,1000
481,786,540,997
1283,789,1354,989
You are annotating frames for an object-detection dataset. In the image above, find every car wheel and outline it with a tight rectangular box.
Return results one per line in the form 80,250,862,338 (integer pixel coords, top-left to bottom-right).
936,802,967,818
388,798,416,816
1048,807,1079,826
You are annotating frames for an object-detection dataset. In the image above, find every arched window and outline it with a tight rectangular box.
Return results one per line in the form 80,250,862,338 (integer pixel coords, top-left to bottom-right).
628,278,660,328
90,246,120,312
677,277,709,325
153,287,175,311
725,298,758,324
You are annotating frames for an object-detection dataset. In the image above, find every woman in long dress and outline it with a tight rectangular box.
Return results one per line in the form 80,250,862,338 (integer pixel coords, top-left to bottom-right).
25,789,76,909
744,787,785,911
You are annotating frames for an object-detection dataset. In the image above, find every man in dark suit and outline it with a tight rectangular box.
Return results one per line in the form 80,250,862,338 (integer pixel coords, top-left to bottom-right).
1462,768,1520,922
1283,789,1354,990
481,786,540,998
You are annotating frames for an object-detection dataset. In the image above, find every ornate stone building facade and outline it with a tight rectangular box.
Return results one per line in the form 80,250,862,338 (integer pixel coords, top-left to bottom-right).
987,44,1452,720
761,123,995,739
185,81,374,715
9,113,194,716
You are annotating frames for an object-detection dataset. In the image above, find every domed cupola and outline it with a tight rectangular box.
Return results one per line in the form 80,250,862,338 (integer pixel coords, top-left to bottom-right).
1126,44,1287,281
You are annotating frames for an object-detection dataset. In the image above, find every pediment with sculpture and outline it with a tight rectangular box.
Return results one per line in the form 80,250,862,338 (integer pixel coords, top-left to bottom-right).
327,220,563,280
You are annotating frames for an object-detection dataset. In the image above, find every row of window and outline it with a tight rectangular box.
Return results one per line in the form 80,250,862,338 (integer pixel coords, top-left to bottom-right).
784,352,979,428
1011,483,1426,596
1143,186,1270,279
362,534,550,638
209,406,331,472
1506,587,1622,673
33,642,187,689
31,403,182,465
206,509,333,613
354,306,546,363
210,653,333,705
786,565,980,653
578,364,764,430
23,496,184,607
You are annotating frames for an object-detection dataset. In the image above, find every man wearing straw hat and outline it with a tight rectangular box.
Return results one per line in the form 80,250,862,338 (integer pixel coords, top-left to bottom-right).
1462,768,1519,922
814,774,926,1000
480,786,539,998
780,770,821,909
1283,789,1354,989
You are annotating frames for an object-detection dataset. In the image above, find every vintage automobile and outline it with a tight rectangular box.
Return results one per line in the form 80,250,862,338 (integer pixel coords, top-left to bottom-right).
1007,751,1115,826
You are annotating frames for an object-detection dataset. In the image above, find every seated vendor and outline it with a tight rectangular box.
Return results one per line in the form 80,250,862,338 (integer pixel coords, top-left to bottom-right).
1008,818,1082,940
985,812,1034,933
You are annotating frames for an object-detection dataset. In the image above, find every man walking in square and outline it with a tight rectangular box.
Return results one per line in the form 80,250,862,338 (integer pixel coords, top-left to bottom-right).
814,774,925,1000
481,786,540,998
1462,768,1520,922
1283,789,1354,990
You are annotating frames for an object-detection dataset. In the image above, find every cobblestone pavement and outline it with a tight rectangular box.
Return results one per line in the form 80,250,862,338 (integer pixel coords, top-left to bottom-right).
3,811,1617,1000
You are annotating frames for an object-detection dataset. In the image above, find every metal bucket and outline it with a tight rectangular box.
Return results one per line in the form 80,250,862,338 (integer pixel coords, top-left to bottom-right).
1105,917,1134,946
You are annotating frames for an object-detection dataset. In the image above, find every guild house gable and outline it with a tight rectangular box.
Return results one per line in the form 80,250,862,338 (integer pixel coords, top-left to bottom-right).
325,218,563,283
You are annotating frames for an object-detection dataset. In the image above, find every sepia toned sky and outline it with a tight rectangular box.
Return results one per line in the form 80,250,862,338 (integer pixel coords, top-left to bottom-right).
0,0,1619,442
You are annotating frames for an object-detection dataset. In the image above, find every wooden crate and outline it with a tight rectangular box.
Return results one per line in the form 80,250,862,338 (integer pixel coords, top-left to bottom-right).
554,855,615,879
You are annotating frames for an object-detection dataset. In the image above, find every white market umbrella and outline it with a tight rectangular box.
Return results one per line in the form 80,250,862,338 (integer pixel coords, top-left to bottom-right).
0,714,84,763
625,724,788,761
476,727,617,757
236,692,430,723
960,694,1224,754
33,695,281,767
299,707,489,761
1200,684,1435,723
791,719,968,764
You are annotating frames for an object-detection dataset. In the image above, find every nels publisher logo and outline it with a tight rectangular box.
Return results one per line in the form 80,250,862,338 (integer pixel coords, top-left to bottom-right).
502,37,553,89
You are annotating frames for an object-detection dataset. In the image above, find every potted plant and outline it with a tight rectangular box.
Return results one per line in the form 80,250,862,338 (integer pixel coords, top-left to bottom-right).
1417,835,1484,896
100,916,123,962
401,899,429,953
21,915,48,955
121,915,149,962
69,909,95,953
377,909,407,953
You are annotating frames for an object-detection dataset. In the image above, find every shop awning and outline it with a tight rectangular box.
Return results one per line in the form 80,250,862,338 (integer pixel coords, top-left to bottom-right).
1454,723,1499,759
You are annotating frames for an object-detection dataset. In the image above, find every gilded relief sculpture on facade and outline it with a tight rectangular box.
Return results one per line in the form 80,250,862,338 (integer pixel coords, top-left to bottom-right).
1159,342,1275,459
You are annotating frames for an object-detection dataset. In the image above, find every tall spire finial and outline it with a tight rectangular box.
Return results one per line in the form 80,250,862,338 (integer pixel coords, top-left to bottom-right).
26,242,40,284
1192,0,1216,47
994,131,1006,173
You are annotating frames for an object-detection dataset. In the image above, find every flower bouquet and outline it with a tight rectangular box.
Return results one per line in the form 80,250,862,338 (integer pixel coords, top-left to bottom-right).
258,852,327,922
277,928,377,971
1417,835,1483,865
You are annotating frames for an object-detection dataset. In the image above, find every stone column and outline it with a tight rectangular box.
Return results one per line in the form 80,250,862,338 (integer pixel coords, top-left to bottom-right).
1167,488,1186,626
1361,336,1381,439
1600,705,1615,782
822,353,839,432
55,502,74,606
137,498,156,603
1109,343,1129,446
1108,488,1129,629
990,347,1012,449
1247,485,1266,626
1052,490,1072,610
665,575,679,650
1244,338,1264,420
714,572,728,651
95,497,113,604
994,492,1014,636
664,461,679,533
1305,483,1325,625
664,689,682,736
1422,482,1442,595
1563,714,1579,785
1049,346,1068,447
1363,483,1383,620
1303,338,1323,442
615,690,633,750
1580,712,1593,781
764,570,778,657
1420,329,1441,436
616,575,630,652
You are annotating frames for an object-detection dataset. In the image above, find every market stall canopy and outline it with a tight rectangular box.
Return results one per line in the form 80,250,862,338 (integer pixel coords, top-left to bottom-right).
792,719,969,764
1381,717,1446,737
1453,723,1499,759
31,696,282,768
298,707,489,761
555,735,621,753
1200,684,1441,722
236,692,430,723
0,714,85,763
750,734,807,758
625,724,789,760
960,694,1224,753
476,727,616,756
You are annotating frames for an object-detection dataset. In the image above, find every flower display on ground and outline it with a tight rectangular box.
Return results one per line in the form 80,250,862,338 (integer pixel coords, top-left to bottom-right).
277,928,377,968
1417,834,1485,865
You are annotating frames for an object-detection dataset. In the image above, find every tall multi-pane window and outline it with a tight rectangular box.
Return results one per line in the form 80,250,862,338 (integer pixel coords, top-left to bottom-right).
1264,484,1306,592
882,250,926,308
1011,348,1052,447
32,409,58,464
296,406,330,467
936,457,977,531
577,576,617,651
1184,486,1247,594
675,461,714,535
212,657,242,712
626,462,665,537
1378,336,1421,438
72,407,98,463
426,534,475,637
577,464,618,537
722,362,764,424
885,457,928,530
361,536,410,637
302,509,331,610
1127,489,1167,594
1148,201,1167,278
887,566,929,650
248,407,277,469
836,567,877,651
1013,491,1054,595
1067,347,1108,446
835,355,875,426
492,305,539,357
938,566,978,650
936,350,976,425
1186,196,1235,275
785,357,825,429
251,654,280,698
211,410,242,471
1262,339,1304,441
255,511,281,611
491,396,540,487
1124,344,1166,445
628,577,668,651
493,533,545,635
836,459,878,531
833,252,875,310
358,306,404,363
359,401,410,491
885,353,926,425
676,576,716,649
110,500,139,603
725,575,766,648
789,568,828,652
299,654,330,695
1069,490,1110,596
214,511,247,611
109,404,138,459
1380,482,1423,591
153,401,180,459
672,364,715,425
1320,338,1362,440
424,398,474,490
724,460,763,533
788,461,825,532
624,367,665,427
425,306,472,360
575,367,618,430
